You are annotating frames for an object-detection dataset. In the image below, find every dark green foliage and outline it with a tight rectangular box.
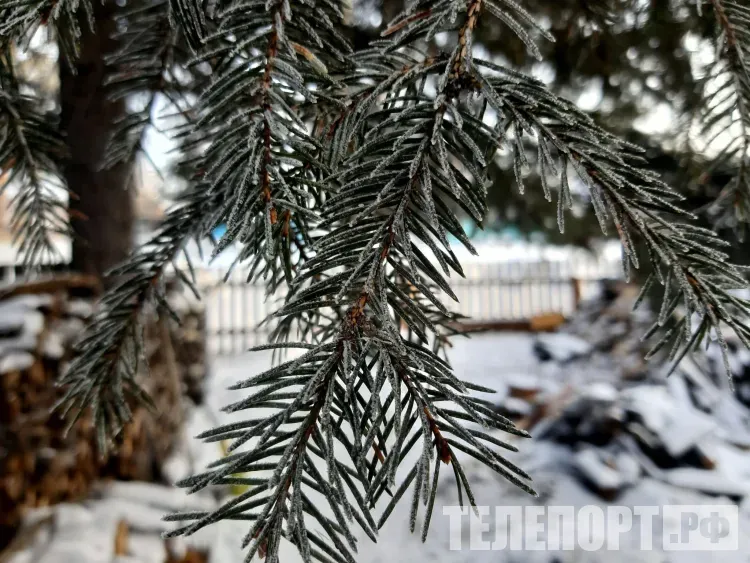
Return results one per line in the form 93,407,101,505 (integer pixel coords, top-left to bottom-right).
3,1,750,562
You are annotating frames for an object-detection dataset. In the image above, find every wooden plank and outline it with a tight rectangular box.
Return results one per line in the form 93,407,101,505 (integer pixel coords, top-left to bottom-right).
450,311,567,333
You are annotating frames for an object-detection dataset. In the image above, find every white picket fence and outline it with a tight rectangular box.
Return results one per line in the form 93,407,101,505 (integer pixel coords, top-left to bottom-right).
197,241,623,355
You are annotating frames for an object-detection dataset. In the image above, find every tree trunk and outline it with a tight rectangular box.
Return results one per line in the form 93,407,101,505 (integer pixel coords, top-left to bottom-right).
60,3,133,282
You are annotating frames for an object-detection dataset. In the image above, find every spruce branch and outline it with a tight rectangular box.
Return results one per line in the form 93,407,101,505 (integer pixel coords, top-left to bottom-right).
102,0,207,186
167,3,538,562
57,177,224,450
696,0,750,236
59,0,354,447
54,0,223,441
0,0,95,63
0,50,69,269
193,0,351,284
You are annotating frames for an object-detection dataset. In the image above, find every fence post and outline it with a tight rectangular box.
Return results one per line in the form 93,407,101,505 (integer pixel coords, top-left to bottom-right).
571,277,582,312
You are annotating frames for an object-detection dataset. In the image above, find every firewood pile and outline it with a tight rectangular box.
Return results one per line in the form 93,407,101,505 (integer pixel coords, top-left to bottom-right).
0,276,207,546
492,280,750,501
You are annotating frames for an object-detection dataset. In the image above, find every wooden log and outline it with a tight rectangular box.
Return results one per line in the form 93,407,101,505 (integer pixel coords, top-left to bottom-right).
529,312,566,332
114,520,129,556
166,548,209,563
0,275,101,300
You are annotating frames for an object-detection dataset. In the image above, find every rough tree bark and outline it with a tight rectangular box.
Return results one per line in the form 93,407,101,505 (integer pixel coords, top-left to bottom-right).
59,3,133,282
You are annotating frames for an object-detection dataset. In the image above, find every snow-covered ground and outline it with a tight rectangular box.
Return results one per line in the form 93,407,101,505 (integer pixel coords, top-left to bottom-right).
195,332,750,563
11,327,745,562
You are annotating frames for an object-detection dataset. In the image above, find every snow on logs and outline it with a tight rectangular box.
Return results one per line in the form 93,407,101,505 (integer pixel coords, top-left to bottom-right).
0,276,207,547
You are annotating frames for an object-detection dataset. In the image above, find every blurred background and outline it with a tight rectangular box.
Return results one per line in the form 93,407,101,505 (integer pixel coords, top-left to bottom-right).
1,0,749,562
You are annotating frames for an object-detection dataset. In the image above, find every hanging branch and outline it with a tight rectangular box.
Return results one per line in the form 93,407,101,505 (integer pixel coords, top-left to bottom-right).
169,2,750,561
58,0,354,447
0,0,95,64
0,49,69,269
696,0,750,236
102,0,208,187
474,56,750,378
52,2,226,443
57,177,225,449
166,2,540,562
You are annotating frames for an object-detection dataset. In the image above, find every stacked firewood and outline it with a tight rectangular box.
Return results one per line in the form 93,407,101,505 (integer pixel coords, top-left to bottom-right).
0,276,207,546
0,276,100,539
